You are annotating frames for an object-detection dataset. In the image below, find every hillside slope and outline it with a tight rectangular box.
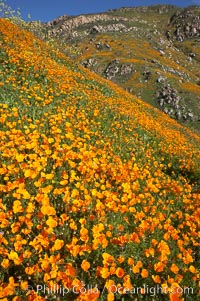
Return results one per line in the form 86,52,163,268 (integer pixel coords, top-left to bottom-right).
0,18,200,301
35,5,200,135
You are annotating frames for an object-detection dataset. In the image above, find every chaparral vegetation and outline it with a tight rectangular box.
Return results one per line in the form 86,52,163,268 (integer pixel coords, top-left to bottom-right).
0,6,200,301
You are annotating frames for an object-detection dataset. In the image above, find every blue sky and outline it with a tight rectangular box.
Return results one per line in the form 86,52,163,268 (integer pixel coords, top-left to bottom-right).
5,0,200,22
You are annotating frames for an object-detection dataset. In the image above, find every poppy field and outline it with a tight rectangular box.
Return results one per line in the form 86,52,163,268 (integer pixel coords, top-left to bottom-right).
0,18,200,301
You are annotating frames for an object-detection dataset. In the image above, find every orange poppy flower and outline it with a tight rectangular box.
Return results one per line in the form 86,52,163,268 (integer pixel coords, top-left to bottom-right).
141,268,149,278
81,259,90,272
116,267,125,278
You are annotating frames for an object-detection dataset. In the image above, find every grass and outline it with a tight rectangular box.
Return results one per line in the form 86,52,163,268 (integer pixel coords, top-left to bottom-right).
0,17,200,301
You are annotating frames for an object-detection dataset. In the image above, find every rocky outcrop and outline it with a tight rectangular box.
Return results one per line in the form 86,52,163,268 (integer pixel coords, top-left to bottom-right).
121,64,133,75
95,42,111,50
157,85,180,108
81,58,97,68
156,85,195,121
47,15,71,26
104,60,133,80
90,23,132,34
45,14,129,39
168,6,200,41
104,60,120,79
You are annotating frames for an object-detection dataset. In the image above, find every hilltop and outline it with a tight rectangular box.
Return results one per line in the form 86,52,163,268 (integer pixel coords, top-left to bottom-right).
29,4,200,135
0,15,200,301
